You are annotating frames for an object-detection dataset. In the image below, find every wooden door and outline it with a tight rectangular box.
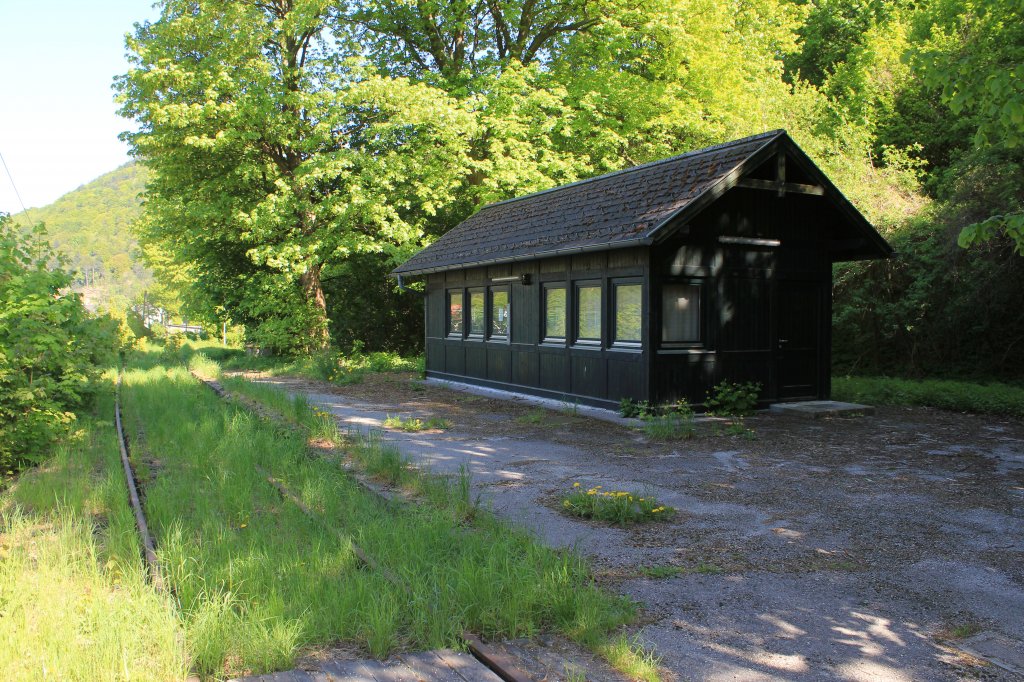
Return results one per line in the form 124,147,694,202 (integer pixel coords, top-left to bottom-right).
775,280,821,400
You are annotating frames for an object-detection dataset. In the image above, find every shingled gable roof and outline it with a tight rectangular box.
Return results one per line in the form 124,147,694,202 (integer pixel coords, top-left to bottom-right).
392,129,891,277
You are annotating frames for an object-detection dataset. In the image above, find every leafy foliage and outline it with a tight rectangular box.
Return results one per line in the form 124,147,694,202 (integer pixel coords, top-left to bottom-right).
909,0,1024,252
704,381,762,417
561,483,675,525
0,214,119,469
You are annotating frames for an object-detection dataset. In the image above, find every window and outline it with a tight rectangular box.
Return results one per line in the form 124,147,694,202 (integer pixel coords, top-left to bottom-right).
662,283,701,344
490,287,510,338
614,283,642,344
576,283,602,343
468,288,486,336
543,284,566,340
447,290,464,336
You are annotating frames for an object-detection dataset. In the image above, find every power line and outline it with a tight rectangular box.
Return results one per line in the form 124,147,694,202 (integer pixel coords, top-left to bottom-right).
0,149,28,214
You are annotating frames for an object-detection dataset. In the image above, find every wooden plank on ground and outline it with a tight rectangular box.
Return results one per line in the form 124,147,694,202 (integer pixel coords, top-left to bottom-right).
314,659,375,680
461,634,534,682
357,659,420,682
398,651,463,682
430,649,504,682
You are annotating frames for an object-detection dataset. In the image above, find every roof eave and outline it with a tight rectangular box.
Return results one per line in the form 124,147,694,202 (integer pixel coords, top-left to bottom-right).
389,236,655,278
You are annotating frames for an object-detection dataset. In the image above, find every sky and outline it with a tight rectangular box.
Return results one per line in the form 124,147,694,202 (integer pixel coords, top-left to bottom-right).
0,0,160,214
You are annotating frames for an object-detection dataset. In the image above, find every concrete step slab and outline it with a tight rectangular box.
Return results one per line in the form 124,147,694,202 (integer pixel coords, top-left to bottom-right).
769,400,874,419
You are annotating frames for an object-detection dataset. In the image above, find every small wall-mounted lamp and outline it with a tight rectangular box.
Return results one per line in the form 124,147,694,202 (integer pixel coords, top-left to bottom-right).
491,273,532,285
718,236,781,247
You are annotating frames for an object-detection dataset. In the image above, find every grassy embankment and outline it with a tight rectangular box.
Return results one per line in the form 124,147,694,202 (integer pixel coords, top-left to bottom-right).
0,381,188,681
833,375,1024,418
2,347,654,681
139,350,647,679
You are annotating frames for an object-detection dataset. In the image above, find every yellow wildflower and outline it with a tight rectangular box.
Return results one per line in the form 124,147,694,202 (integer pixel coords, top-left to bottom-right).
573,482,581,488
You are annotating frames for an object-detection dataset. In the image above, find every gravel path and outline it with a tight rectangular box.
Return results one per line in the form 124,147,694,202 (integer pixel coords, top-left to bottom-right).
243,372,1024,681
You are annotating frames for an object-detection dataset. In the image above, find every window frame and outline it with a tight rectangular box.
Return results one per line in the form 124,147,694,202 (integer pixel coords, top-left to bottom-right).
488,285,511,341
611,279,643,349
660,280,704,348
541,282,568,344
574,280,603,347
446,289,465,338
467,287,486,339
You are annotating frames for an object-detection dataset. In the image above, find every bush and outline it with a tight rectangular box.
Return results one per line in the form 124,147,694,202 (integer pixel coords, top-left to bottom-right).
705,381,761,416
0,216,117,469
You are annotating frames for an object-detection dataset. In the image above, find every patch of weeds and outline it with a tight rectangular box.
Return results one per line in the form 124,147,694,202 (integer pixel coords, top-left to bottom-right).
723,418,756,440
517,409,548,425
562,397,581,416
638,565,683,579
947,621,984,640
382,415,451,432
596,634,662,682
350,433,410,485
641,399,696,440
187,352,222,380
159,333,185,364
310,348,341,381
642,415,695,440
619,398,653,419
705,381,761,417
562,483,674,525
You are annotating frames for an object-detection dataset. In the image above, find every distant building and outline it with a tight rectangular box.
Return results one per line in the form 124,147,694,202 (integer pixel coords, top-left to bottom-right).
393,131,892,409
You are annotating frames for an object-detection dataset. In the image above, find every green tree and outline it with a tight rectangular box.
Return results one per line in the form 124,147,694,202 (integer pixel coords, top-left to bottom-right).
0,214,118,469
910,0,1024,252
118,1,478,351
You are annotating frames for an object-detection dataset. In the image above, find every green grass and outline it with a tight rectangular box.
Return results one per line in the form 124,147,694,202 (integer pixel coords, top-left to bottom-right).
947,621,984,639
119,365,638,679
637,565,684,579
516,409,549,425
188,351,223,380
832,375,1024,418
561,484,675,525
0,390,187,681
597,635,662,682
382,414,451,432
642,414,696,440
136,338,424,387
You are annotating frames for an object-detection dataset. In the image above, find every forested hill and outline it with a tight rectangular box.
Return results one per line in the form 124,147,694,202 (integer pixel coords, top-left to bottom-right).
14,163,150,309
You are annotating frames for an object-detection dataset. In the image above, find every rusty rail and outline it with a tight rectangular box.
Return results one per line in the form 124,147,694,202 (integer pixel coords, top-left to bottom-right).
114,371,164,592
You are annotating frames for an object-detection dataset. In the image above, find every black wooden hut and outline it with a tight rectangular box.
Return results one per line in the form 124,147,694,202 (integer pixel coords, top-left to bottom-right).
392,130,892,410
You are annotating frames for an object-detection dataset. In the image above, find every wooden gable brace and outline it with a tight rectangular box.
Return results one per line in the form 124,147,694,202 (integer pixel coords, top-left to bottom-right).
735,150,825,197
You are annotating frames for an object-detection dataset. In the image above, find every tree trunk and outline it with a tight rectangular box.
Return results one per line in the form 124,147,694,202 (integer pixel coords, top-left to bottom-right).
300,263,330,349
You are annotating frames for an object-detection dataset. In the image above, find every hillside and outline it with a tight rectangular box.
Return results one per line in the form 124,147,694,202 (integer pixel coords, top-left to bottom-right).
15,163,150,308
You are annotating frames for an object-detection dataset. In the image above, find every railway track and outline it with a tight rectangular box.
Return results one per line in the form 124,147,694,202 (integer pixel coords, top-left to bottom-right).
113,367,532,682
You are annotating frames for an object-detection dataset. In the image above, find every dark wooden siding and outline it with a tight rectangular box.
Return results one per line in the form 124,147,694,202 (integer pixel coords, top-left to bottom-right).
424,248,649,408
651,185,833,406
